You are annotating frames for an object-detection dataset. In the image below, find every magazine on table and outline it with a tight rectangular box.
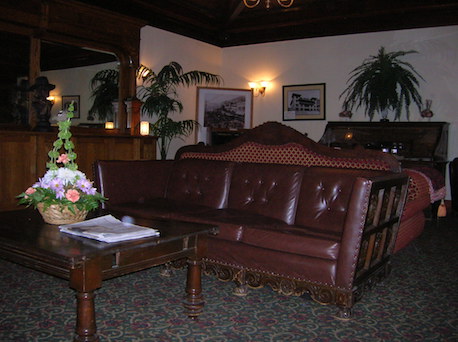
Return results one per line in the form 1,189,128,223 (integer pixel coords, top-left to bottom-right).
59,215,160,243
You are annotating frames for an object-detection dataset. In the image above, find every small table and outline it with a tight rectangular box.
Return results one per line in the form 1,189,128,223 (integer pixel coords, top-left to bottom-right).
0,209,217,342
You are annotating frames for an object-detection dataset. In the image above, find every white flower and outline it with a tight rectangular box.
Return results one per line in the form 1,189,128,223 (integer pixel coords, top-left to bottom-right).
42,170,58,184
43,168,87,186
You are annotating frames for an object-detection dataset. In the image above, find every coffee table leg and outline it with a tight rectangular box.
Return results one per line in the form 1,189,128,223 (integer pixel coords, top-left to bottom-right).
183,258,204,319
70,258,102,342
74,291,99,342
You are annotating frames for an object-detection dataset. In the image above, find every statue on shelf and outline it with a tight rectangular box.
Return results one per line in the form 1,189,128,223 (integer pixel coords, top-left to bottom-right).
29,76,55,132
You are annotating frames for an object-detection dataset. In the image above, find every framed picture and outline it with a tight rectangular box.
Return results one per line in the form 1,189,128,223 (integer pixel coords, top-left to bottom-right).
62,95,80,118
196,87,253,144
282,83,325,121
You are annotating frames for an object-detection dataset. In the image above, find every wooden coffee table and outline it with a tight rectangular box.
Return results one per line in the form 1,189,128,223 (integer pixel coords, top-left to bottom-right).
0,208,218,342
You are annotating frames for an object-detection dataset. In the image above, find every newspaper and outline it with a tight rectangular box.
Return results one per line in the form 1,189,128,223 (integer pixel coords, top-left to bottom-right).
59,215,160,243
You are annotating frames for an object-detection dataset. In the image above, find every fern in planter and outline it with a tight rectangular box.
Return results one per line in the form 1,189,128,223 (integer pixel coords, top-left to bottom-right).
340,47,424,121
138,62,222,159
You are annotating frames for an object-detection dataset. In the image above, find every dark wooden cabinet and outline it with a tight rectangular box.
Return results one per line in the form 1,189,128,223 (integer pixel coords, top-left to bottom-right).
0,131,156,211
319,121,449,173
209,129,247,145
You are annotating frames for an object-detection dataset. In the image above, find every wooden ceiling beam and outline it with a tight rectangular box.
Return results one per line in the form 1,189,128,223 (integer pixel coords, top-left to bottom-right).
73,0,458,47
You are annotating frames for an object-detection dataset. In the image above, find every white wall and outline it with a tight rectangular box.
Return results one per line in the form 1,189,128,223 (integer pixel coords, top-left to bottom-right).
221,26,458,142
139,26,222,156
140,25,458,198
220,26,458,200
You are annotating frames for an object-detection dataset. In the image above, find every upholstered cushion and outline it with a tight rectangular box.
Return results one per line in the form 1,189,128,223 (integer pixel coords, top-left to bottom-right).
241,225,340,260
107,198,213,220
165,159,235,209
227,162,304,224
205,238,338,285
177,208,287,242
94,160,174,206
295,168,386,234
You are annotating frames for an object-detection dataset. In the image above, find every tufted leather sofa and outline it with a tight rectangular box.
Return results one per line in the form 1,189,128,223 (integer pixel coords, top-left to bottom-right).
94,127,409,318
177,122,429,253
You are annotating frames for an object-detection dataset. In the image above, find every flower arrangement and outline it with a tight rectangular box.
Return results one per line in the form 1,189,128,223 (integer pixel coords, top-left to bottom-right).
17,102,106,221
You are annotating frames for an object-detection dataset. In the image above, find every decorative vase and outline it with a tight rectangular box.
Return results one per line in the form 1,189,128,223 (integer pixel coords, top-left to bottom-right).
37,203,88,225
421,99,434,120
379,108,389,122
339,108,353,121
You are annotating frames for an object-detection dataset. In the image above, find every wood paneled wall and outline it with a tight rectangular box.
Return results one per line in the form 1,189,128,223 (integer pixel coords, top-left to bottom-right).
0,131,156,211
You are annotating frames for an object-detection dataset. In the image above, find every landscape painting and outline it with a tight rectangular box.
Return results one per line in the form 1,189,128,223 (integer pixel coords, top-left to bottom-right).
196,87,252,143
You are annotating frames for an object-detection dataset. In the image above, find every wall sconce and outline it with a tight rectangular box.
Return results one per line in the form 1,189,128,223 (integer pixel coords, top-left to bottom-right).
138,64,152,80
140,121,150,136
46,95,55,104
105,121,115,129
248,81,269,97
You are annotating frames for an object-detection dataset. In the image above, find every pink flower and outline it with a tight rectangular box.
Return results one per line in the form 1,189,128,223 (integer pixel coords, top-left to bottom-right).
25,187,36,195
65,189,80,203
57,154,69,164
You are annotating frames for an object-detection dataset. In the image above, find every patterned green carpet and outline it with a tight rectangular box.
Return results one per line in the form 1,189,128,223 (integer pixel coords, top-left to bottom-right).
0,217,457,342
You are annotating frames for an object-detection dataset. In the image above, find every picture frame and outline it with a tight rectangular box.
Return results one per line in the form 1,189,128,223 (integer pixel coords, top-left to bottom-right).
62,95,80,118
196,87,253,144
282,83,326,121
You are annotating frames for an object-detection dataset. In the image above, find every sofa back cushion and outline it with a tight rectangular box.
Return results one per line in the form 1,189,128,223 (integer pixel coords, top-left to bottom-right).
165,159,235,209
294,167,385,234
94,160,174,206
227,163,304,224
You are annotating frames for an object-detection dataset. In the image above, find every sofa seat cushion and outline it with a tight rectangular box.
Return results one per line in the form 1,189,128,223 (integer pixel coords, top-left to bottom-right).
107,198,213,220
177,208,288,242
241,225,341,260
206,238,337,286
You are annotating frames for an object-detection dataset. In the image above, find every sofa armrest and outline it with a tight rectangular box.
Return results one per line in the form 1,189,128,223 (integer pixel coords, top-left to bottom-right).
93,160,175,208
336,173,409,291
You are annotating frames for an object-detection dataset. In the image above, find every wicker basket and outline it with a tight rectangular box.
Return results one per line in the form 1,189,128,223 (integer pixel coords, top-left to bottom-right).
37,203,88,225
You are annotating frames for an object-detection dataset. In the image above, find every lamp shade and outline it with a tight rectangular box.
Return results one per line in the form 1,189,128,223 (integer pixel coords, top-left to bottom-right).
140,121,150,135
105,122,114,129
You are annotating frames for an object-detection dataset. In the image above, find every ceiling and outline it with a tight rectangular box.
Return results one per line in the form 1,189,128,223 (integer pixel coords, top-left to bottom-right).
75,0,458,47
2,0,458,89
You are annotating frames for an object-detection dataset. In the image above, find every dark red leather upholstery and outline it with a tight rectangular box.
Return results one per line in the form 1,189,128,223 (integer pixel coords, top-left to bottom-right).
94,157,408,316
165,159,234,209
94,160,174,207
227,163,304,225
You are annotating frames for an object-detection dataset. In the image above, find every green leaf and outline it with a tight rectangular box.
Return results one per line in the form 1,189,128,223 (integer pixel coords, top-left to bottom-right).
340,46,423,120
137,61,222,159
64,141,74,150
48,150,59,158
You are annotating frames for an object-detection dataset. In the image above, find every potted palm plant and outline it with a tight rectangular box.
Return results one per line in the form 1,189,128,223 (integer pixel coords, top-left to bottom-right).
340,47,424,121
137,62,222,159
88,68,119,121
